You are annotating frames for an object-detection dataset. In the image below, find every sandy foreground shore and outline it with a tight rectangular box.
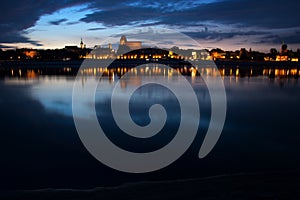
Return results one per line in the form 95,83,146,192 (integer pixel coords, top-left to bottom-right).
1,171,300,200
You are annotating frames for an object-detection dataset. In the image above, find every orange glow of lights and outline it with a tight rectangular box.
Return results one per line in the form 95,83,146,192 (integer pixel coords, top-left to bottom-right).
235,69,239,76
191,69,197,77
26,70,37,78
291,58,298,62
290,69,297,75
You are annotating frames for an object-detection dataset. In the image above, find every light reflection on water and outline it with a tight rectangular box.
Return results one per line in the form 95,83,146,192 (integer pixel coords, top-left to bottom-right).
4,65,300,79
3,72,299,138
1,70,300,189
3,72,299,118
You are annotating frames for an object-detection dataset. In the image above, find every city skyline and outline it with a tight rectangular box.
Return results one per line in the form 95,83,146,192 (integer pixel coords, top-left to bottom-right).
1,0,300,52
1,34,299,54
1,34,299,63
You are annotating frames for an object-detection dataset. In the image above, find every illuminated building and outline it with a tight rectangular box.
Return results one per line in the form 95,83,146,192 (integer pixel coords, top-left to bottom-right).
192,51,197,59
210,48,226,60
276,55,288,61
87,44,115,59
24,50,38,58
211,52,226,60
17,48,39,59
120,35,127,45
64,38,90,59
118,48,182,60
119,35,142,51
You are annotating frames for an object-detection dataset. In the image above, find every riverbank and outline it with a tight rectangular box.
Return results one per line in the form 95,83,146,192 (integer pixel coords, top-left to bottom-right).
0,60,299,78
0,59,299,69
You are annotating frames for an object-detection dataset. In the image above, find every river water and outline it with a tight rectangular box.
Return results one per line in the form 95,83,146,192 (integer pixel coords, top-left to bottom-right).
0,66,300,190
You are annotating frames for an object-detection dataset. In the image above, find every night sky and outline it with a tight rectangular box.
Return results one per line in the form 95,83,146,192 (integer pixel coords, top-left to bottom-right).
1,0,300,52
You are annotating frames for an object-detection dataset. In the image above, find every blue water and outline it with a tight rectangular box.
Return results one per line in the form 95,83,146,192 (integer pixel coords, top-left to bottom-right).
0,73,300,189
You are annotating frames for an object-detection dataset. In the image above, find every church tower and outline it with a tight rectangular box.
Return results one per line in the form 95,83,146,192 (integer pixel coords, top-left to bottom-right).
80,38,84,49
120,35,127,45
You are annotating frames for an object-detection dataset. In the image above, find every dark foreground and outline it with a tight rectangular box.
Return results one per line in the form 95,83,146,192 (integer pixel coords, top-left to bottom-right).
1,171,300,200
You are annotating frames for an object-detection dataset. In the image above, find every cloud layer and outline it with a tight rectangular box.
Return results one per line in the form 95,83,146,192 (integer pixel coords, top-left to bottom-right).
81,0,300,29
0,0,85,45
0,0,299,49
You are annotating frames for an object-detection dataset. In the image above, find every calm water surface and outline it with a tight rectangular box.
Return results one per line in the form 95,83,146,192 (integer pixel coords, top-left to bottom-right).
0,71,300,189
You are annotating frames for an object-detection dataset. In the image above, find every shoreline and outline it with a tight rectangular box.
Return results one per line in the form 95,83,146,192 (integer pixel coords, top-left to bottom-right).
0,60,299,78
0,59,299,69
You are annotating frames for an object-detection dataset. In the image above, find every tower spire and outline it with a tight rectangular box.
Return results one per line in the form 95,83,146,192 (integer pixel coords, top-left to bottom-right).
80,38,84,49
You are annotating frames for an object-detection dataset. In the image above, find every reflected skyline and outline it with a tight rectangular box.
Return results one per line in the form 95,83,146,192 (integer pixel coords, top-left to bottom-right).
3,65,300,80
1,73,300,189
3,71,299,120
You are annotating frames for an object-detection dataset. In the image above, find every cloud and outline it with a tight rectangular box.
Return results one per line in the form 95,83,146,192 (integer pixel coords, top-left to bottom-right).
0,44,14,49
166,0,300,29
80,0,300,29
66,21,81,25
87,27,106,31
1,0,299,48
80,0,219,26
81,6,161,27
183,30,270,41
0,0,88,46
256,31,300,45
79,0,300,48
48,18,68,25
0,26,43,46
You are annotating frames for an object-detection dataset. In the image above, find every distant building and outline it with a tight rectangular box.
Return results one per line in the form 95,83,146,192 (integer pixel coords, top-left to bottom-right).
210,48,226,60
80,38,86,49
17,48,39,59
64,46,79,52
120,35,127,45
65,38,86,51
276,55,288,61
117,48,181,60
270,48,277,55
87,44,115,59
118,35,142,51
239,48,248,60
226,51,239,60
191,50,211,60
64,38,90,59
281,42,288,55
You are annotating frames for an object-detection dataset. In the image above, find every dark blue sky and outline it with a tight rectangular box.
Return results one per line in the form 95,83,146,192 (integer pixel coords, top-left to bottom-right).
1,0,299,52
